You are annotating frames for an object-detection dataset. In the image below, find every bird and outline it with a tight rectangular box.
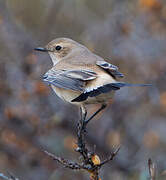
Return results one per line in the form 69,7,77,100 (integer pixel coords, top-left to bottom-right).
34,38,151,124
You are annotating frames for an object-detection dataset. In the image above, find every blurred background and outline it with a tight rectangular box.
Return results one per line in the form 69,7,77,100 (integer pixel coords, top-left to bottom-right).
0,0,166,179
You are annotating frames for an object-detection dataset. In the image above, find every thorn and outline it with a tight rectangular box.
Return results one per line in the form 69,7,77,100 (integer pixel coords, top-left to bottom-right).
99,145,121,167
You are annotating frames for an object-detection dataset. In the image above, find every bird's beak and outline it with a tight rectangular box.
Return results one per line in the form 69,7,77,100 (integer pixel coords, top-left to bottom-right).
34,47,48,52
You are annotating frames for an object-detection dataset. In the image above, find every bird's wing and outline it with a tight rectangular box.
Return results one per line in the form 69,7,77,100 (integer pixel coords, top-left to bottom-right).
96,60,124,78
43,69,97,91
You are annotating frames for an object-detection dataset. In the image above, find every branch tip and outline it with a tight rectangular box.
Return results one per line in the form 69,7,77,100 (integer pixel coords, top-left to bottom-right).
148,158,156,180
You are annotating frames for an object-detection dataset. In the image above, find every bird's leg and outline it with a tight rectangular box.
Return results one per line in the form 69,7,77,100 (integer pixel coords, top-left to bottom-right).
84,104,107,126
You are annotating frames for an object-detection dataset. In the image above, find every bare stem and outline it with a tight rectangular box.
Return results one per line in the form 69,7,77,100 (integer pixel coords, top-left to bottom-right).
44,105,120,180
148,158,156,180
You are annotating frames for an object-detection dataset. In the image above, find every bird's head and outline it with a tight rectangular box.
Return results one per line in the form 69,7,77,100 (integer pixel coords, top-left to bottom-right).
34,38,87,65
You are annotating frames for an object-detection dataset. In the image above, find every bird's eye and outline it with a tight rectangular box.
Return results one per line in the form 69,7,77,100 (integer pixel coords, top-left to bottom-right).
55,45,62,51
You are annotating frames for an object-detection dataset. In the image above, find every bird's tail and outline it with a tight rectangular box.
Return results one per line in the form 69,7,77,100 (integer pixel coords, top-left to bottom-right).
71,82,151,102
112,82,152,88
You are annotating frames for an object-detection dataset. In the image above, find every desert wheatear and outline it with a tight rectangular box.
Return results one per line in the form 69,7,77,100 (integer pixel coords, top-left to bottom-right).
35,38,150,122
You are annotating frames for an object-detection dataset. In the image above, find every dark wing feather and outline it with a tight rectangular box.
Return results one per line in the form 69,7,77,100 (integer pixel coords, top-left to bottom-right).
96,60,124,78
43,69,97,91
71,83,120,102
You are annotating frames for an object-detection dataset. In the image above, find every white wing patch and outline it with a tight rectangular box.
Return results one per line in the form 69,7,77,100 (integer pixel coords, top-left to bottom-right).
85,72,116,93
96,60,124,78
85,85,102,93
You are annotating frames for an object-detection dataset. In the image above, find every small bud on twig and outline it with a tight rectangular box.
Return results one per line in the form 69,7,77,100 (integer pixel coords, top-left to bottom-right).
91,154,101,165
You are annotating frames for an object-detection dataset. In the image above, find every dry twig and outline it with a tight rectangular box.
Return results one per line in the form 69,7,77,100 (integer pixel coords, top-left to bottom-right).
148,158,156,180
0,172,19,180
44,106,120,180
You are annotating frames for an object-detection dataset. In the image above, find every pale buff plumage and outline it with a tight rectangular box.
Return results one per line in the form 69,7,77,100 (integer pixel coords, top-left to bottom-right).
35,38,150,115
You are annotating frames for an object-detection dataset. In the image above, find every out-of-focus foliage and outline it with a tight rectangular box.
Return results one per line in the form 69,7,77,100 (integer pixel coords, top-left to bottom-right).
0,0,166,179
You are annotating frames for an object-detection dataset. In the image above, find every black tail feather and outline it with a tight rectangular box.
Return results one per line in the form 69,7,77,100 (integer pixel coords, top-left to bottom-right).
71,82,152,102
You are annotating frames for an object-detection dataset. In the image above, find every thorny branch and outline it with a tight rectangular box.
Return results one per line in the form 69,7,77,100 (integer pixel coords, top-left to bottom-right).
99,146,121,167
44,106,120,180
44,150,82,170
